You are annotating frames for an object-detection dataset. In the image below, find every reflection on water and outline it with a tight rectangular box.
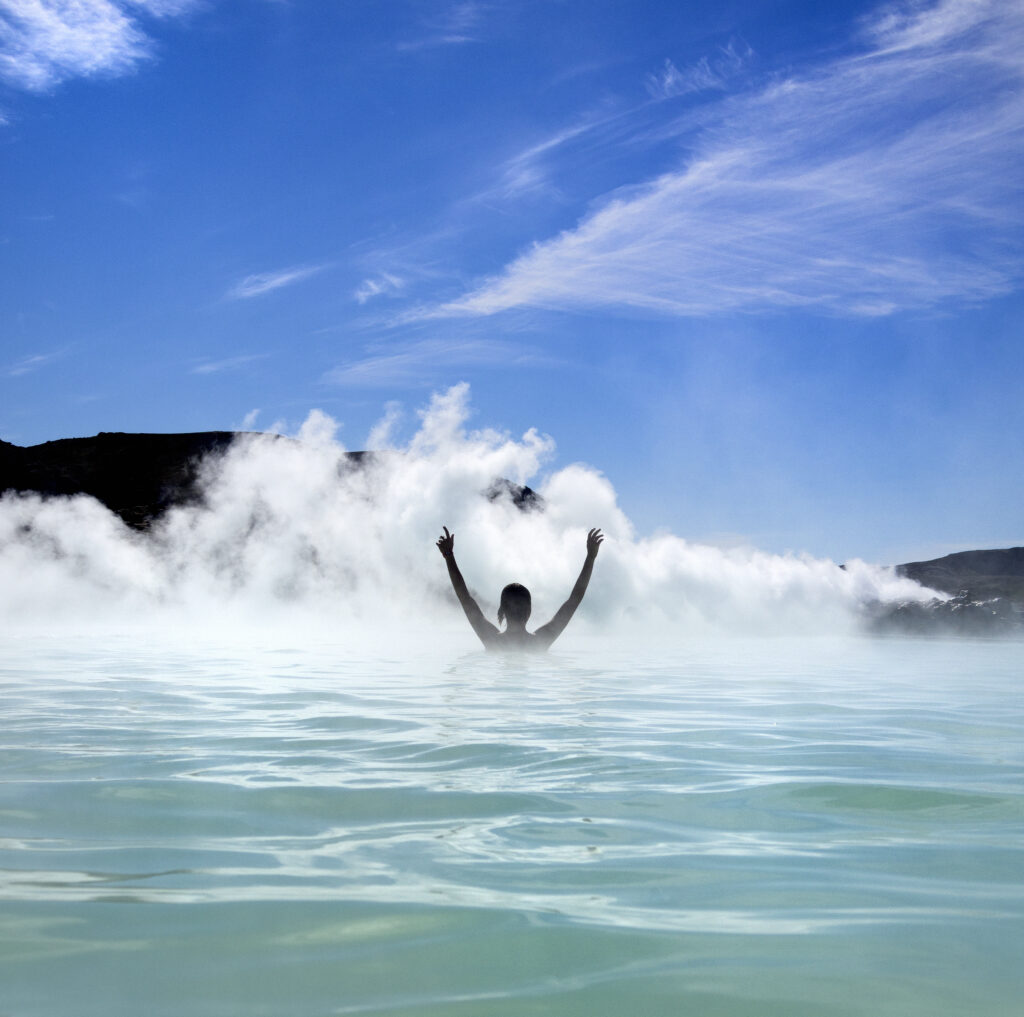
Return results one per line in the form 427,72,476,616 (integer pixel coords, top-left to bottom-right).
1,634,1022,1016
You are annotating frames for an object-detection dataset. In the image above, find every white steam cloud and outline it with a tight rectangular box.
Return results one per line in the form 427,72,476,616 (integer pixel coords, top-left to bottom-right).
0,384,933,640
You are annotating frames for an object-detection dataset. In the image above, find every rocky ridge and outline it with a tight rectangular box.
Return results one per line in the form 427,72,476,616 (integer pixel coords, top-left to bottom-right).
0,431,533,529
869,547,1024,636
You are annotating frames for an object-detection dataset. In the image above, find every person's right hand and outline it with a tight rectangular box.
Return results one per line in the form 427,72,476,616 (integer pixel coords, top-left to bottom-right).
436,526,455,558
586,528,604,557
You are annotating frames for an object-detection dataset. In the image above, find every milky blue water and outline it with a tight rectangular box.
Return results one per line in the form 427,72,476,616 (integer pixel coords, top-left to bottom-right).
1,633,1022,1016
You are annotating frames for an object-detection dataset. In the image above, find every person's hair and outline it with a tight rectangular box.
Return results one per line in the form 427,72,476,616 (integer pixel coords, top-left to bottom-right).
497,583,531,627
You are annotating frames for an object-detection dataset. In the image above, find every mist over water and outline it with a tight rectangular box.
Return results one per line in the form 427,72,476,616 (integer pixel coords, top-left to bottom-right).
0,384,932,640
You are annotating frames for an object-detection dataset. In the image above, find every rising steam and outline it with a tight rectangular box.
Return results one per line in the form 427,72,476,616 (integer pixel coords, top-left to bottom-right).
0,384,933,640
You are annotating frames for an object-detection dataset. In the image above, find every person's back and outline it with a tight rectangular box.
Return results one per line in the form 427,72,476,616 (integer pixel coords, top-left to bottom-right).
436,527,603,651
493,629,546,650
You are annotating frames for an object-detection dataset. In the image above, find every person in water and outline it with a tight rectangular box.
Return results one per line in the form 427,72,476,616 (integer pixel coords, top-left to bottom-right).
436,526,603,650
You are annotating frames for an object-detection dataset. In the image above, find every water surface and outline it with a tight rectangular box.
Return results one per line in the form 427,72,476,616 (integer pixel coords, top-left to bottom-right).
1,634,1022,1015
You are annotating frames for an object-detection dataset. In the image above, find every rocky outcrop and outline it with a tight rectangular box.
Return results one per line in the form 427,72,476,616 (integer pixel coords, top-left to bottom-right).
896,547,1024,601
870,547,1024,636
0,432,535,530
0,431,298,530
869,590,1023,636
485,477,543,511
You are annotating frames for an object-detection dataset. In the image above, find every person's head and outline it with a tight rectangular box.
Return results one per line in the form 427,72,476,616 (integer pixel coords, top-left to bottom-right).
497,583,531,628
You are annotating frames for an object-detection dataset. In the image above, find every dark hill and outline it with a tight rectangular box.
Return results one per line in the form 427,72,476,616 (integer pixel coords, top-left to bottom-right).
896,547,1024,602
0,431,530,530
872,547,1024,636
0,431,280,529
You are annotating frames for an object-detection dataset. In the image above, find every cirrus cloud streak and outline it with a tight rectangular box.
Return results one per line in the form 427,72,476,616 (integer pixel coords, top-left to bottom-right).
227,264,328,300
427,0,1024,320
324,337,552,388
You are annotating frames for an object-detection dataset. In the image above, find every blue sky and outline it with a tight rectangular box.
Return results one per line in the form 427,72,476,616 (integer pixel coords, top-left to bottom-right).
1,0,1021,564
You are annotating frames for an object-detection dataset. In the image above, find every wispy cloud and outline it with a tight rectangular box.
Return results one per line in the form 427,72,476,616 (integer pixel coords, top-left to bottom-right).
397,1,487,51
423,0,1024,320
645,41,753,100
324,337,547,387
460,41,752,207
354,273,405,304
227,264,327,299
486,48,745,202
191,354,269,375
0,0,198,92
6,350,62,376
490,118,616,199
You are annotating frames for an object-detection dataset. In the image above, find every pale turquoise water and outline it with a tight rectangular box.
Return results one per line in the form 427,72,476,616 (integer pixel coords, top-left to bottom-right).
1,634,1022,1016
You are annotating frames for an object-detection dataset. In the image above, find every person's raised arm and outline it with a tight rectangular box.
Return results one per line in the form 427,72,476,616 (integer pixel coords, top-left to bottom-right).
534,528,603,649
436,527,499,649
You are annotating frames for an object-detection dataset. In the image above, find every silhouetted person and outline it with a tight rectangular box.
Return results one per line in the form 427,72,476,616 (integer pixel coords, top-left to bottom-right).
436,526,603,650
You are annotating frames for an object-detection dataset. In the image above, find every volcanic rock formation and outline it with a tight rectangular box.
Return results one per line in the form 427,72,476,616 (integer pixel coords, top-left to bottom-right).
0,431,533,529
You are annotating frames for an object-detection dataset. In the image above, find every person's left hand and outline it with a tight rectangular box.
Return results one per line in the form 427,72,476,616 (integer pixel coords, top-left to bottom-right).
586,527,604,557
436,526,455,558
